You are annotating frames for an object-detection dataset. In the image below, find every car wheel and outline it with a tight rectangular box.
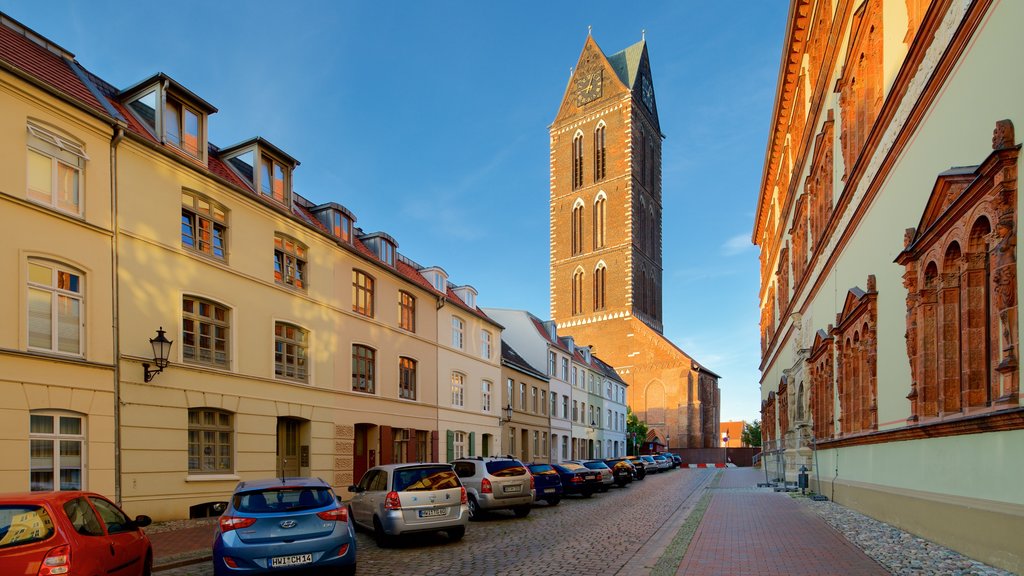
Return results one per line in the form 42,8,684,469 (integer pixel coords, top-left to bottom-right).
467,495,484,521
600,486,609,493
512,506,531,518
582,490,593,498
373,516,394,548
447,526,466,541
142,550,153,576
546,497,560,506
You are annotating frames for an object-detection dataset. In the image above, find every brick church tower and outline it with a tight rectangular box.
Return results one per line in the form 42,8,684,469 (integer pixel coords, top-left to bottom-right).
549,34,721,449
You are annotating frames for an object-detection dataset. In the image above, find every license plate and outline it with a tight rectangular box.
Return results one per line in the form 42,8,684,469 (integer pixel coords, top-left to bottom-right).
418,507,448,517
270,553,312,568
586,474,597,480
544,488,555,493
503,484,522,493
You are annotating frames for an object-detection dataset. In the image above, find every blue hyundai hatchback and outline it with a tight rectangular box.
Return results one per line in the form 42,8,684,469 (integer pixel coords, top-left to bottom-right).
213,477,356,576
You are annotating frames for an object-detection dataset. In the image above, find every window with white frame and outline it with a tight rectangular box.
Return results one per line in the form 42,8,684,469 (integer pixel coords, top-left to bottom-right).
26,123,87,216
506,378,514,408
451,372,465,407
29,411,84,491
274,322,308,382
561,358,569,381
183,296,229,368
550,392,557,416
562,436,569,460
27,260,83,356
548,351,557,376
181,191,227,260
453,431,467,459
482,380,492,412
452,317,464,349
274,234,307,290
399,357,416,400
188,408,233,473
481,330,492,359
562,395,569,419
520,383,527,410
532,387,538,413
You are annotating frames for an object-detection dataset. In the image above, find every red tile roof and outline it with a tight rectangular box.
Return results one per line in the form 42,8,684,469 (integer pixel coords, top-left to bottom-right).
0,20,107,115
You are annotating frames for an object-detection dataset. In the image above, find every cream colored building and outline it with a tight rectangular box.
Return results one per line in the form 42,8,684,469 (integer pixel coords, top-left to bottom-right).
754,0,1023,571
499,340,551,463
0,13,499,521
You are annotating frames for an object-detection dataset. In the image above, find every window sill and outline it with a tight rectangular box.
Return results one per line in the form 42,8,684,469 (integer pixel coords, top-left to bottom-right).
186,474,240,483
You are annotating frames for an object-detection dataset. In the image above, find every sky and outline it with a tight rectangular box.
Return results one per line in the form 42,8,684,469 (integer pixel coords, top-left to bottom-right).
1,1,788,423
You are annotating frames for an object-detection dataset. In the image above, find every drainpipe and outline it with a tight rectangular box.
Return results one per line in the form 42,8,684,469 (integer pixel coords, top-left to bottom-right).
110,125,124,503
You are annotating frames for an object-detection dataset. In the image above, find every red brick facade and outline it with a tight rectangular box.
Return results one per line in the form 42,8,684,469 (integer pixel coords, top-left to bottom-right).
834,276,878,436
549,36,719,448
808,329,835,441
836,0,883,181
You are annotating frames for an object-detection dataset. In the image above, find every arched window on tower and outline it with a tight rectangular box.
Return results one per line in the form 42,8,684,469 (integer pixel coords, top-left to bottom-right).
593,123,606,182
648,205,657,256
593,193,606,249
637,125,646,185
646,134,654,187
638,197,646,250
572,131,584,190
572,268,585,316
572,199,585,255
594,261,607,311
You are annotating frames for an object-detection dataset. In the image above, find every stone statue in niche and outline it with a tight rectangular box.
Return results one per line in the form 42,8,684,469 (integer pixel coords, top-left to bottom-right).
992,210,1017,362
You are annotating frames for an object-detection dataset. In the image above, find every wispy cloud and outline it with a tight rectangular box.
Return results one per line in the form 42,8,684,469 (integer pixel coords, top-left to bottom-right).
721,234,755,256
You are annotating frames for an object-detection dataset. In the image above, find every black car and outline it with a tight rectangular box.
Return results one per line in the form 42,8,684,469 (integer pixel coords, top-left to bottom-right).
526,463,563,505
624,456,648,480
603,458,635,487
551,463,602,497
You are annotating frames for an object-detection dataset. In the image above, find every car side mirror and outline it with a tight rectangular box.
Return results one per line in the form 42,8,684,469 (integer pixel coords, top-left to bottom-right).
347,485,361,493
133,515,152,528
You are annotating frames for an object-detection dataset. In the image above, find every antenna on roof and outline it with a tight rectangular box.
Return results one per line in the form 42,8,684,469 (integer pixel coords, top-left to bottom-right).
642,29,646,41
588,25,592,36
569,66,574,78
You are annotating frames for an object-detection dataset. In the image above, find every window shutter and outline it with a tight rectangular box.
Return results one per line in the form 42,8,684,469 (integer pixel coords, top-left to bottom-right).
431,430,439,462
380,426,393,464
446,430,454,462
468,432,476,457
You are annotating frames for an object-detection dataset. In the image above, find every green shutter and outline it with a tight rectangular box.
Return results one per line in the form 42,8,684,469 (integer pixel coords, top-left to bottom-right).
446,430,454,462
468,431,476,457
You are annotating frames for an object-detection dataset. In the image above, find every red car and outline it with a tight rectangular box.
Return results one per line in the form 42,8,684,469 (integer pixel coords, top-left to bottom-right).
0,491,153,576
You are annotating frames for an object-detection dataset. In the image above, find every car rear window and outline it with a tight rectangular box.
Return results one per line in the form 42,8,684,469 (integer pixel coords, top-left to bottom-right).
233,487,334,513
0,505,55,549
486,461,526,476
583,461,610,470
559,463,586,472
394,466,460,492
528,464,556,475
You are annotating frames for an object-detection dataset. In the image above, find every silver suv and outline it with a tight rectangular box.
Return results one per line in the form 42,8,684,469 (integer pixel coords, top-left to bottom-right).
347,463,467,547
451,457,535,520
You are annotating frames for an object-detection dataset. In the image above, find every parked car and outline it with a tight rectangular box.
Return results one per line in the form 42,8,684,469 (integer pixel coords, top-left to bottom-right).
0,490,153,576
602,458,635,487
568,460,614,492
640,455,660,472
652,454,672,471
452,457,534,520
666,453,683,468
624,456,648,480
526,463,564,505
347,463,467,547
214,477,355,575
551,463,602,497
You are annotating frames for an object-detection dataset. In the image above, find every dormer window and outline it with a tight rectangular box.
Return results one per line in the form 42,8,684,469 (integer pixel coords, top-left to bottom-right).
312,203,355,244
359,232,398,267
121,74,215,161
421,267,449,294
220,138,298,206
452,285,478,309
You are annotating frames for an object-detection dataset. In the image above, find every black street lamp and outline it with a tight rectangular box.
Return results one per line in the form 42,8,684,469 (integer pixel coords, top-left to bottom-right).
143,327,173,382
498,403,513,426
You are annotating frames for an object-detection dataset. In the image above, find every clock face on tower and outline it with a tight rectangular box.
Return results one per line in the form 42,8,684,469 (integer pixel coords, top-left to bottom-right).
641,75,654,112
575,69,603,106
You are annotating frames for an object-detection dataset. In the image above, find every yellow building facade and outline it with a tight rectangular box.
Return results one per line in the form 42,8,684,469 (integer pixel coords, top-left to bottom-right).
754,1,1023,571
0,13,502,520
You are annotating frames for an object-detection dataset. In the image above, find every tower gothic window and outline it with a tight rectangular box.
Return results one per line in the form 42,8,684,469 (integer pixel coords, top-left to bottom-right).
593,194,606,249
572,268,585,316
594,262,606,311
572,201,585,255
593,124,606,182
572,132,584,189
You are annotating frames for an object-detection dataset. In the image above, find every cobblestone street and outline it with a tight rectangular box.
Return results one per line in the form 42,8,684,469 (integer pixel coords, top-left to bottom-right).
158,468,714,576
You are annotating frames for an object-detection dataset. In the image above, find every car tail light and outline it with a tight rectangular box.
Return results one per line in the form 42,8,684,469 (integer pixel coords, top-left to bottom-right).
571,475,583,484
481,478,492,494
222,557,239,569
383,491,401,510
317,507,349,522
529,475,535,490
38,545,70,576
219,515,257,532
460,487,467,505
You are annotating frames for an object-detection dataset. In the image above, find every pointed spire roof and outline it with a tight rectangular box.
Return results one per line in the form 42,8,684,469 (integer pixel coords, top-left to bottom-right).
606,39,646,89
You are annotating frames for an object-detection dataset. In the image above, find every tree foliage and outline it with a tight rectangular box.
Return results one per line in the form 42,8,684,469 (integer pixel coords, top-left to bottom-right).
626,407,649,455
742,420,762,447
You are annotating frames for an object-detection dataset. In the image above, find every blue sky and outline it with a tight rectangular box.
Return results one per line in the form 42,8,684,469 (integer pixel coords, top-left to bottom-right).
3,1,788,423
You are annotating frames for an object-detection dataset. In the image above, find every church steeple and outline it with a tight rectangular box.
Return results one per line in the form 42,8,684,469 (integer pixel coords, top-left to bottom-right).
549,35,664,334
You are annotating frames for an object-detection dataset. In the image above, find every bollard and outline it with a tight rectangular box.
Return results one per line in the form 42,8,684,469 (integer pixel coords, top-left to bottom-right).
798,465,809,494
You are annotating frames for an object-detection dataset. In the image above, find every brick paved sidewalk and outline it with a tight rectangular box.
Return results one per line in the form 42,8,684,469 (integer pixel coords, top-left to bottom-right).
676,486,888,576
149,523,215,570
